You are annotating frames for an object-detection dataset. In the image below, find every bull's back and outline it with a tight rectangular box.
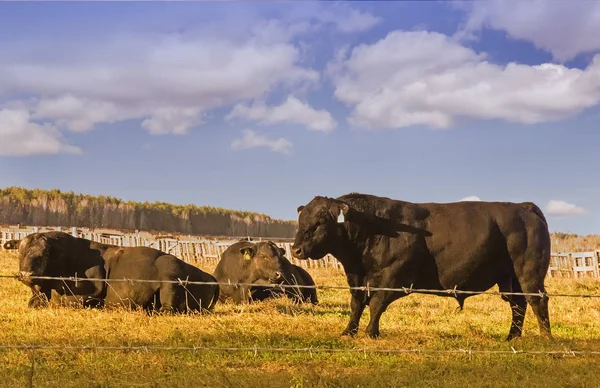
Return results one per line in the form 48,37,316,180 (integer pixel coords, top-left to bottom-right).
412,201,547,287
422,201,546,248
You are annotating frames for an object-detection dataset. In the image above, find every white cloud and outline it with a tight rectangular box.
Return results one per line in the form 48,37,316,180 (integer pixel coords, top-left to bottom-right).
545,200,588,216
0,2,380,141
454,1,600,62
314,3,382,34
0,108,82,156
328,30,600,130
252,2,381,40
230,129,293,155
226,95,337,132
141,107,204,135
32,95,127,132
460,196,481,201
0,32,319,136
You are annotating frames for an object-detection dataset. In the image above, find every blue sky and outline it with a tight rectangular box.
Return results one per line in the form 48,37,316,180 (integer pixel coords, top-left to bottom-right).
1,1,599,235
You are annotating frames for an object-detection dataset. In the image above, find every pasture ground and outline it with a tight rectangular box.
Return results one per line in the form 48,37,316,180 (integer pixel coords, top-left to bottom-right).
1,251,600,387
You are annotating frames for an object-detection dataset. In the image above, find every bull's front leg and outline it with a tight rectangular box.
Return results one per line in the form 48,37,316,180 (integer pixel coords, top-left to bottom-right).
341,292,366,336
364,291,394,339
341,290,367,336
341,273,368,336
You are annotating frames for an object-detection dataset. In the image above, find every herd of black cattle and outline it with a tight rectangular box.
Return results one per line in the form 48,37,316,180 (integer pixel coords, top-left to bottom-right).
2,192,553,341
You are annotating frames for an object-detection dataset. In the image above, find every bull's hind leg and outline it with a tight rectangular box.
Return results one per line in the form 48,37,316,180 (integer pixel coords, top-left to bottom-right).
498,276,527,341
521,280,552,339
512,259,552,339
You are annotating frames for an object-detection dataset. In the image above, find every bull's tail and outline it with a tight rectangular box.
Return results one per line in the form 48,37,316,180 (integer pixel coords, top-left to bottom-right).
519,202,547,225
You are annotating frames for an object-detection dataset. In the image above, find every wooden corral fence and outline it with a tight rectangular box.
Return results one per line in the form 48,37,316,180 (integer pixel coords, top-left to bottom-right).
0,227,343,270
549,251,600,279
2,227,600,277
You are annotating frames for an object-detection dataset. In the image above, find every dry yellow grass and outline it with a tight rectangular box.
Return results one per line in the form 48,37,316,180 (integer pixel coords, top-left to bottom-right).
1,250,600,387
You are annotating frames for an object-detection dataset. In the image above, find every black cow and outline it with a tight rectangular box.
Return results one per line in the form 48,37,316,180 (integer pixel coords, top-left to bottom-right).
3,239,21,250
278,255,319,305
213,240,318,304
291,193,552,340
17,231,220,313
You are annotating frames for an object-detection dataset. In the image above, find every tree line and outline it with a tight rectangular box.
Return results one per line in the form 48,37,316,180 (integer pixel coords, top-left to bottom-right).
0,187,298,238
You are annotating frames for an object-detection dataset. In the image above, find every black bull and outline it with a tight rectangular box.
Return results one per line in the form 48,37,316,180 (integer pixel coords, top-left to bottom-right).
291,193,552,340
17,231,219,313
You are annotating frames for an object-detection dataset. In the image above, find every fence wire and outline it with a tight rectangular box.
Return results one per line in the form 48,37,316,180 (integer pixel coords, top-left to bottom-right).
1,344,600,357
0,273,599,299
1,274,600,360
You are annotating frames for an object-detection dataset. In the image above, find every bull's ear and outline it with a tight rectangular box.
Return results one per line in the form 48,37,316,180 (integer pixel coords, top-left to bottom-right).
297,205,305,214
341,203,349,215
239,247,255,260
278,247,286,257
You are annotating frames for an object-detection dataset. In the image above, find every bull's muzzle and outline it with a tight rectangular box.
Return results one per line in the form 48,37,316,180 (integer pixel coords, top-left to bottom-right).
291,246,309,260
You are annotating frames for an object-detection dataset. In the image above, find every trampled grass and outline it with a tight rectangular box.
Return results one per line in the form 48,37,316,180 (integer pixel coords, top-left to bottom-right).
1,250,600,387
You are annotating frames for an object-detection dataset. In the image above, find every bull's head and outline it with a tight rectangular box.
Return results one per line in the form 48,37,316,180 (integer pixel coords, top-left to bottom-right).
239,241,285,284
17,233,52,285
291,196,350,260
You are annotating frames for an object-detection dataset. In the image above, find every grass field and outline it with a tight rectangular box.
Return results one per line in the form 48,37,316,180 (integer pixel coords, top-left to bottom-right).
1,250,600,388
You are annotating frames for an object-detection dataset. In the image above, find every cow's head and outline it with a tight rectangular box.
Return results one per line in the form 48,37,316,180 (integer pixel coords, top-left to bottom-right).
17,233,53,285
291,196,350,260
239,241,285,284
2,239,21,250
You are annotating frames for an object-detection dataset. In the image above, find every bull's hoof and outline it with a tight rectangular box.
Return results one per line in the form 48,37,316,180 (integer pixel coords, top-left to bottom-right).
366,330,381,339
341,327,358,337
540,331,553,341
505,332,522,341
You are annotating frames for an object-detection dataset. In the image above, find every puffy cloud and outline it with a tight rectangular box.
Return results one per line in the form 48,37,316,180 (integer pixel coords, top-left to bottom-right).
230,129,293,155
545,200,588,216
313,3,382,34
32,95,126,132
0,2,380,140
328,30,600,130
141,107,204,135
0,108,81,156
454,0,600,62
460,196,481,201
226,96,337,132
250,2,381,43
0,34,319,135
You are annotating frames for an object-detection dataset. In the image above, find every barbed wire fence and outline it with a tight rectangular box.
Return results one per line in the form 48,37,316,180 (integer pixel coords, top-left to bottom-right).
1,273,599,298
1,273,600,388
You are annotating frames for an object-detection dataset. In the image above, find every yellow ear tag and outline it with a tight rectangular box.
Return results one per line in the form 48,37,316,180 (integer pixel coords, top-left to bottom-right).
243,252,252,260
